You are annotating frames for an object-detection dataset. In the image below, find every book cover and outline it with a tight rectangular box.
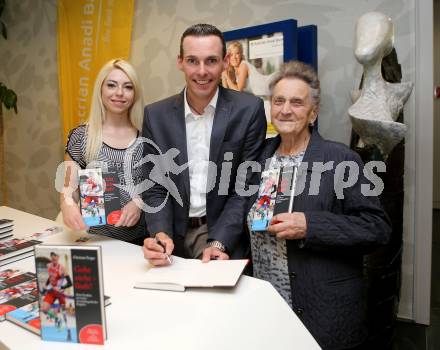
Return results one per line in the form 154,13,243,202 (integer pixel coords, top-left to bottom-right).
251,168,280,231
78,167,122,227
0,280,38,320
0,239,42,264
273,166,298,216
6,296,111,336
35,245,106,344
0,268,23,283
0,271,35,290
0,279,36,304
6,301,40,335
79,169,106,227
24,226,63,240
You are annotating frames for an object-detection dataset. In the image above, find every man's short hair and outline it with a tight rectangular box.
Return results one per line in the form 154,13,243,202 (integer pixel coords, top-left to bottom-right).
50,252,58,257
179,23,226,58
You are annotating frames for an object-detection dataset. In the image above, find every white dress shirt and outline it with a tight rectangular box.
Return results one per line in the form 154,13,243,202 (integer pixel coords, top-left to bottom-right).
184,88,218,217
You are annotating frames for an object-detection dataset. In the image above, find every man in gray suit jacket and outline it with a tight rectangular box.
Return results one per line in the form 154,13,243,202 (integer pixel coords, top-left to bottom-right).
142,24,266,265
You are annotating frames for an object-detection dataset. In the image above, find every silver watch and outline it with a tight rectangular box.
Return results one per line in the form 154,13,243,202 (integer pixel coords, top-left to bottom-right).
207,240,226,252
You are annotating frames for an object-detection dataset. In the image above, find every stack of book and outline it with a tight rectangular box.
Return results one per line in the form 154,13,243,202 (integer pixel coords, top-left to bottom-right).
0,270,39,324
0,219,14,241
0,238,42,266
0,264,110,337
0,267,40,335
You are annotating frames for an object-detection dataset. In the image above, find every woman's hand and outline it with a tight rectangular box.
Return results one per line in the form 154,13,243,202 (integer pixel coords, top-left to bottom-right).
226,65,236,82
267,212,307,240
61,202,88,231
115,200,141,227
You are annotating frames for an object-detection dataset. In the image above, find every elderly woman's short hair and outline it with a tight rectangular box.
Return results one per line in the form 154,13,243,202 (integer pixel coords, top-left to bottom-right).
269,61,320,109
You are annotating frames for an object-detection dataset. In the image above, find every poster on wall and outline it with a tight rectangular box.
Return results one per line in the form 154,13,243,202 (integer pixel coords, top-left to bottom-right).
223,20,298,135
223,20,318,135
57,0,135,142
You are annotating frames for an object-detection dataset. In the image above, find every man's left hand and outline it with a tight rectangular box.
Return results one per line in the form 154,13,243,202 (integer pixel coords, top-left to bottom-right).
202,246,229,262
267,212,307,240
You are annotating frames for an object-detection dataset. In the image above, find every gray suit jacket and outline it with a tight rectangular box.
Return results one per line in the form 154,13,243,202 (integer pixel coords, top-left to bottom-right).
142,86,267,258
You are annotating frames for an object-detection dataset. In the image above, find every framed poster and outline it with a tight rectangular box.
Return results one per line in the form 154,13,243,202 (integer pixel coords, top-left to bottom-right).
223,20,298,135
297,25,318,71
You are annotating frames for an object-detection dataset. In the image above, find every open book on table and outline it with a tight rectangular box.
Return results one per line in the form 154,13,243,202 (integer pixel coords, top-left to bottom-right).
134,256,248,292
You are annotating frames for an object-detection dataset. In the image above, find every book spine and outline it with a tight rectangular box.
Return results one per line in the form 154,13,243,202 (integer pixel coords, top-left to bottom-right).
71,248,104,345
288,166,298,213
0,240,42,257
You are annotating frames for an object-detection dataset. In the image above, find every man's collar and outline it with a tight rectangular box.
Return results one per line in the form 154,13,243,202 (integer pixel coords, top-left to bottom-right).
184,87,219,118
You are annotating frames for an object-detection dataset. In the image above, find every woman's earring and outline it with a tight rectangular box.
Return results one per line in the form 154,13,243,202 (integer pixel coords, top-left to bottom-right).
309,115,317,127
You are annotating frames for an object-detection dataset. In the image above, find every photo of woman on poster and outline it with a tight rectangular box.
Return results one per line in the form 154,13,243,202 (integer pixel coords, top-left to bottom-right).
222,34,284,135
221,41,250,92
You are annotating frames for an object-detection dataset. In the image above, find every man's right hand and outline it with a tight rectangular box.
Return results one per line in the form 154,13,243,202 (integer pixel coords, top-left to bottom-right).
142,232,174,266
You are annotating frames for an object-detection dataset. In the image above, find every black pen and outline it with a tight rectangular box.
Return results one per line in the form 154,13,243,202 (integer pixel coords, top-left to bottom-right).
155,238,172,264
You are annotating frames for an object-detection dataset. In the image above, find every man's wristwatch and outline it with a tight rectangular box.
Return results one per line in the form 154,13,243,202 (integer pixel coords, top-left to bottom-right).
207,240,226,253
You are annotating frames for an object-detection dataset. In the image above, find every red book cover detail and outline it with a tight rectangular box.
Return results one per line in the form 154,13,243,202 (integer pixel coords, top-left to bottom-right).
102,167,121,225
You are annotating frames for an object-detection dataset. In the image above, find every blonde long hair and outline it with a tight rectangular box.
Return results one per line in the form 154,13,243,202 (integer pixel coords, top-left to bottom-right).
85,59,144,164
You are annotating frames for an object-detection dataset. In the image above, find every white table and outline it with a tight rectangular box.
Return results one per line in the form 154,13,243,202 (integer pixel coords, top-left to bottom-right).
0,206,321,350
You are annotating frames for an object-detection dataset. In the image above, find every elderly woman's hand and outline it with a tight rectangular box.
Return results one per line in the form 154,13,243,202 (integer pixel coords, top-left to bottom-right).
267,212,307,240
115,200,141,227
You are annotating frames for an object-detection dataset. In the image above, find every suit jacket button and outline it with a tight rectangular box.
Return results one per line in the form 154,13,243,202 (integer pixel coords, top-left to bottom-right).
289,272,297,279
296,308,304,316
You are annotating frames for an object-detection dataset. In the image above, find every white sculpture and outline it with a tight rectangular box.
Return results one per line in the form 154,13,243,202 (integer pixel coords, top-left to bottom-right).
348,11,413,158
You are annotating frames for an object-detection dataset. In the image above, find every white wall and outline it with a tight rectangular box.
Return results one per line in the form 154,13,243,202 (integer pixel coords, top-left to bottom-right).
0,0,62,219
131,0,416,146
412,0,434,324
434,0,440,209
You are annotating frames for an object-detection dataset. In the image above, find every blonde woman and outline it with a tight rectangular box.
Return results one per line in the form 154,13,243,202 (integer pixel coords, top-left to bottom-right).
221,41,249,92
61,59,146,245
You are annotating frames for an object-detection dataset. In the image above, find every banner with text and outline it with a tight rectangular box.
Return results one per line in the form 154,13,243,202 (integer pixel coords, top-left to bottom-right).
57,0,134,141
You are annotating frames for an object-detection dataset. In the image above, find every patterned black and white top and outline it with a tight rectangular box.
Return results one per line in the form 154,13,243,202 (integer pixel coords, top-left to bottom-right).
247,151,305,308
66,125,146,243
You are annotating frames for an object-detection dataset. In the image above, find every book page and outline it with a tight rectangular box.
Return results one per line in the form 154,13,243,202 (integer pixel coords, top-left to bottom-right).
136,256,248,289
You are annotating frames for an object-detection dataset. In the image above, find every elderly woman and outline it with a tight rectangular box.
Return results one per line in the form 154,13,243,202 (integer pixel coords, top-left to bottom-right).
247,61,391,350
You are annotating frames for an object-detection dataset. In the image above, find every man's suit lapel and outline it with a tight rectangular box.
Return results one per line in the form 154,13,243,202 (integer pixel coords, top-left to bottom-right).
209,87,232,163
173,91,190,202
